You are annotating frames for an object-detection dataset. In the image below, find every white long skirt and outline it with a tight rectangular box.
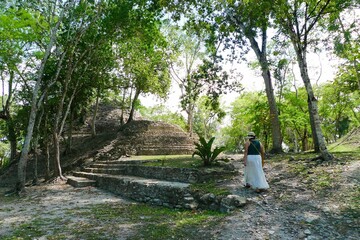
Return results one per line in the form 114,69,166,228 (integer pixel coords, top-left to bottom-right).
244,155,269,189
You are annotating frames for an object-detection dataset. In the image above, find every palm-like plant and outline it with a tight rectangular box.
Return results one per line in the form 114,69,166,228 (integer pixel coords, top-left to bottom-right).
192,136,226,166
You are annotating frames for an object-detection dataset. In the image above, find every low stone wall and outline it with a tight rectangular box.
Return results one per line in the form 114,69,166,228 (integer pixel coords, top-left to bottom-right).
72,171,246,212
74,172,198,209
85,164,237,183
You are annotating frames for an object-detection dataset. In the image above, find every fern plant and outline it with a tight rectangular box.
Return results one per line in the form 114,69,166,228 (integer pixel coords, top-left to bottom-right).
192,136,226,166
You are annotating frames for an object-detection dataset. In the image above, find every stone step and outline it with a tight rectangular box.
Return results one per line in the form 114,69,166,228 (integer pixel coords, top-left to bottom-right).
87,162,236,183
95,159,159,164
67,176,96,188
72,171,197,209
83,165,198,183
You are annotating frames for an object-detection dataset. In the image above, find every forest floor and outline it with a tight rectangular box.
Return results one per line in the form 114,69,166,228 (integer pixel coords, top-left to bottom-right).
0,152,359,240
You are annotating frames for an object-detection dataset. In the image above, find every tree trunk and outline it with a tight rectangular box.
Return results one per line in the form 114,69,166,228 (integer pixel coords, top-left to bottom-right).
66,111,74,154
301,128,308,152
297,56,333,160
51,79,69,180
7,119,17,163
32,142,39,185
120,88,127,126
246,26,283,153
127,89,140,123
91,88,100,137
32,106,44,185
261,67,283,153
293,130,298,153
45,137,51,180
16,6,65,194
52,132,63,178
187,104,194,137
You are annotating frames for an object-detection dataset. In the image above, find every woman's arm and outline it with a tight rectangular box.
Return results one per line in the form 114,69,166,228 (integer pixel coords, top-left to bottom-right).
260,144,265,167
243,141,249,166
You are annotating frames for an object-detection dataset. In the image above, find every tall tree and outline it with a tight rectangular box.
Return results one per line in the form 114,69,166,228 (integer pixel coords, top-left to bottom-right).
223,0,284,153
163,0,283,152
16,1,68,193
166,27,207,136
272,0,355,160
116,28,171,123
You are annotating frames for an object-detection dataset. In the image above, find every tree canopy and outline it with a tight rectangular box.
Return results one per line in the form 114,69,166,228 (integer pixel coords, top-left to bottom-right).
0,0,359,193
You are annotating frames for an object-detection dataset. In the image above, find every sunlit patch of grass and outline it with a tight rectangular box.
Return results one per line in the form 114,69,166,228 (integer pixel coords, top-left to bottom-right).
309,171,333,191
128,204,225,240
7,220,46,239
332,152,360,162
330,144,360,152
81,203,224,240
344,185,360,220
60,203,226,240
289,163,308,176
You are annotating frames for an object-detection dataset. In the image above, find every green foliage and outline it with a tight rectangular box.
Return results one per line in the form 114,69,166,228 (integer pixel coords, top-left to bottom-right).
317,81,359,142
192,136,226,166
0,141,10,169
193,95,226,139
279,88,311,152
139,104,187,131
220,92,271,152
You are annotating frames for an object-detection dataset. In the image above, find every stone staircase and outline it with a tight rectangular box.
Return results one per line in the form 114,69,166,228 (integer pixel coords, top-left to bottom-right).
67,159,200,209
66,158,246,212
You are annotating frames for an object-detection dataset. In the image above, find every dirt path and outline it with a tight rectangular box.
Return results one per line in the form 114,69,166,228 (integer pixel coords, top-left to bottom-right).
215,157,360,240
0,156,359,239
0,183,136,239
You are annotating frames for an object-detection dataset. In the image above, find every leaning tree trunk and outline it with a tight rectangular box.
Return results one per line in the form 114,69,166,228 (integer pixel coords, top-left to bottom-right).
246,26,283,153
307,99,320,152
261,67,283,153
296,52,333,161
127,89,140,123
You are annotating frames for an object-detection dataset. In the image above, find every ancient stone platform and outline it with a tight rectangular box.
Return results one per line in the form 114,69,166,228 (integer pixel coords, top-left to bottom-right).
66,158,245,212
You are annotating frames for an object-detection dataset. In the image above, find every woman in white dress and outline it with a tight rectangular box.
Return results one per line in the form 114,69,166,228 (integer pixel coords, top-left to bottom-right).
243,132,269,192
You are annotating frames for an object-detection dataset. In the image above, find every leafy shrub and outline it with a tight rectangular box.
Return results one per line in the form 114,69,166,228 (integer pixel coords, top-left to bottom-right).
192,136,226,166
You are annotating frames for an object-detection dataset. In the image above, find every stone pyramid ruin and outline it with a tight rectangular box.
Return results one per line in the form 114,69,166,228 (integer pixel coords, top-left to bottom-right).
96,120,196,160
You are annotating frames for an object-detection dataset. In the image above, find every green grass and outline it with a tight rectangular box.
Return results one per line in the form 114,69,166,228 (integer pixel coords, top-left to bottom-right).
341,185,360,218
0,189,20,204
328,128,360,153
329,144,360,152
3,220,46,240
190,181,231,196
2,203,225,240
127,204,225,240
